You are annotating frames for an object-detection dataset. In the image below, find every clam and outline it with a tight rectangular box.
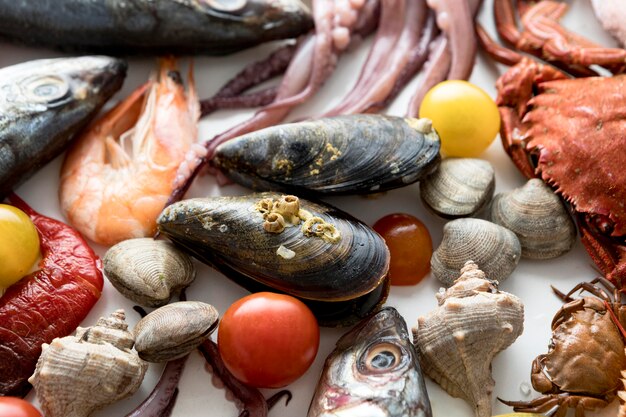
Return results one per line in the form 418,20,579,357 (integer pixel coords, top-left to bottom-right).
490,179,576,259
413,261,524,417
157,193,390,327
213,115,441,195
420,158,495,218
29,310,147,417
103,238,196,307
431,218,521,286
134,301,219,362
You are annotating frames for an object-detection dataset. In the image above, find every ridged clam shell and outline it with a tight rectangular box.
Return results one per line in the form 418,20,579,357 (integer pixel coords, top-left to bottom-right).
490,179,576,259
413,261,524,417
103,238,196,307
213,115,441,195
157,193,390,326
134,301,219,362
431,218,521,286
420,158,495,218
29,310,147,417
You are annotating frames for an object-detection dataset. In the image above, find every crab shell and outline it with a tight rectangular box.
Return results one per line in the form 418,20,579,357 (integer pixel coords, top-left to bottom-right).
523,74,626,239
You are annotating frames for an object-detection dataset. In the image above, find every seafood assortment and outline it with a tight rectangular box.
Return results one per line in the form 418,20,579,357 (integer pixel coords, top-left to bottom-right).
0,56,126,198
157,193,390,326
29,310,147,417
430,218,521,286
213,115,441,195
413,261,524,417
308,307,432,417
0,195,103,397
103,238,196,307
420,158,495,219
133,301,219,362
60,58,205,246
490,179,576,259
3,0,626,416
0,0,313,55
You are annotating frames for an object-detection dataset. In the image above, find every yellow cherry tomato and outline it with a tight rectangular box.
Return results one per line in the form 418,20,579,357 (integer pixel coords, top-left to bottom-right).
419,80,500,157
0,204,40,289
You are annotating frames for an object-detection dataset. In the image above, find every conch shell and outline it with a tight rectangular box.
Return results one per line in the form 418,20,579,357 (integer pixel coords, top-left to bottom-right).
29,310,148,417
412,261,524,417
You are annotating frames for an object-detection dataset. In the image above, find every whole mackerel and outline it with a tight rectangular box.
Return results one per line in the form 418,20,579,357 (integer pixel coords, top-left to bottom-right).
308,307,432,417
0,56,126,198
0,0,313,55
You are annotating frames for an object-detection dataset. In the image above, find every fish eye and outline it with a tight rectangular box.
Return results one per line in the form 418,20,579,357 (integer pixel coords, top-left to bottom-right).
22,75,70,105
360,342,404,374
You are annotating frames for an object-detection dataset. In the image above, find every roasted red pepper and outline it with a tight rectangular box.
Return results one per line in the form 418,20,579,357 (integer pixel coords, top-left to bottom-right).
0,194,103,396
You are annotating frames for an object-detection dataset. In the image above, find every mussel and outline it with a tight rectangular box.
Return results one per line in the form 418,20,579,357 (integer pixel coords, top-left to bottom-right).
157,193,390,326
212,115,441,195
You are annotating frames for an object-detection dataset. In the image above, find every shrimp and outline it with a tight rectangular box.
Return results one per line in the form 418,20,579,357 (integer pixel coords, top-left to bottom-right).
59,58,205,246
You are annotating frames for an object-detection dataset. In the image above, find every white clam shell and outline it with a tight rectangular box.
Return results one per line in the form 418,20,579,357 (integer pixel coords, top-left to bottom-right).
490,179,576,259
103,238,196,307
413,261,524,417
29,310,147,417
431,218,521,286
134,301,219,363
420,158,495,218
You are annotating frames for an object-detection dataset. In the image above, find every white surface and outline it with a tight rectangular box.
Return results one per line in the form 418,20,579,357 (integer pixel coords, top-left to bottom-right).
1,1,619,416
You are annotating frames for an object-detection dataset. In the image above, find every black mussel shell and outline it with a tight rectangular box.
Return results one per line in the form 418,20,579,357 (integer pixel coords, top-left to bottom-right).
213,115,441,196
157,193,390,326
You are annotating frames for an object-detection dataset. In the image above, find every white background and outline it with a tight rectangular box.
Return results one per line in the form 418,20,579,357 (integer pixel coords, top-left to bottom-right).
1,0,619,416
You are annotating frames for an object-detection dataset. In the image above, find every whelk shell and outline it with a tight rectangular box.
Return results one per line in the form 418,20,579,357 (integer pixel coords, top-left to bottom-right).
213,115,441,195
157,193,390,326
29,310,147,417
413,261,524,417
431,218,521,286
490,179,576,259
420,158,495,218
103,238,196,307
134,301,219,362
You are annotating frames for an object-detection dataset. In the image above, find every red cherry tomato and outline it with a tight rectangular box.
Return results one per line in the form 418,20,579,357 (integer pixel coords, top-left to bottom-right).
218,292,320,388
373,213,432,286
0,398,42,417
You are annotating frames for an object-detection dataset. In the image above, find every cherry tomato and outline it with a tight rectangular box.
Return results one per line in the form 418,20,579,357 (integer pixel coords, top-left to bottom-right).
419,80,500,157
0,397,42,417
0,204,40,289
373,213,432,286
218,292,319,388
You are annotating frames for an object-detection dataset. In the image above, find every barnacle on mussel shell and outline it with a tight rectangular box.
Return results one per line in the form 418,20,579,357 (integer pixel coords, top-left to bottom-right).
29,310,147,417
212,115,441,195
157,193,390,326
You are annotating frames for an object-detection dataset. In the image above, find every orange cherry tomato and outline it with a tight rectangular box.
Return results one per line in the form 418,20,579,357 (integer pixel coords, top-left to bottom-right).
217,292,320,388
373,213,432,286
0,398,42,417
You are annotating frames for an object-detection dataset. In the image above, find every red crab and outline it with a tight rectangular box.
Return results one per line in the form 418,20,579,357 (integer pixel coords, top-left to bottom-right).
478,0,626,287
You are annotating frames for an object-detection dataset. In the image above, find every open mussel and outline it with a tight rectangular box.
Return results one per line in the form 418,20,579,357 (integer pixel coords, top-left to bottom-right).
212,115,441,195
157,193,390,326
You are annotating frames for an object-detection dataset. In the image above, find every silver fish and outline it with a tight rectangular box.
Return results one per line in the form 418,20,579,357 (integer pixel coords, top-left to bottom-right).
0,56,126,198
307,307,432,417
0,0,312,55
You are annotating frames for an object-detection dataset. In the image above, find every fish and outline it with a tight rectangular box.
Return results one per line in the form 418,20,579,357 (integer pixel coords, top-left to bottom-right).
0,56,127,198
60,58,205,246
307,307,432,417
0,0,313,55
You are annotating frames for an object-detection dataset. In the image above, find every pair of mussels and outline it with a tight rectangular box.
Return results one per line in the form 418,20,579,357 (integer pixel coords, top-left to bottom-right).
159,115,441,326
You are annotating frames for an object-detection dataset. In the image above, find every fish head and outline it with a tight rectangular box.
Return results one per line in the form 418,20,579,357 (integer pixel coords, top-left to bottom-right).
1,56,126,114
308,307,431,417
